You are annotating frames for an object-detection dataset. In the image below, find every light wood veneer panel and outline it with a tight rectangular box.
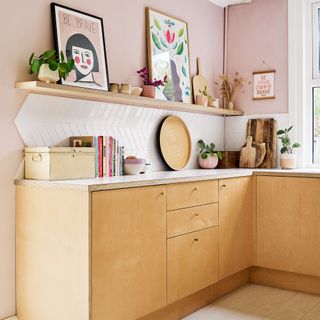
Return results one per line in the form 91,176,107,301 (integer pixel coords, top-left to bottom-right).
167,203,218,238
167,180,218,211
257,176,320,277
91,186,166,320
16,186,89,320
218,177,254,280
167,227,219,304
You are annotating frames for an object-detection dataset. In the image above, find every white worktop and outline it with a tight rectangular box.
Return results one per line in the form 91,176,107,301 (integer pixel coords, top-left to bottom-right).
15,168,320,191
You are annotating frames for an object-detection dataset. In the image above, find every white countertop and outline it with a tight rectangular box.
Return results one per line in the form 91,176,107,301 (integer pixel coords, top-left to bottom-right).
15,168,320,191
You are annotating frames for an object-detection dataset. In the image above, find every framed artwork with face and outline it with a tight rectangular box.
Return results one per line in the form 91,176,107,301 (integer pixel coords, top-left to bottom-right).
51,3,109,91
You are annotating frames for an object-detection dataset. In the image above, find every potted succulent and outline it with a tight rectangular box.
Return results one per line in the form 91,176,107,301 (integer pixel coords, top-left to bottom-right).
277,126,300,169
214,72,250,109
137,67,167,98
198,140,223,169
196,86,210,106
29,49,74,83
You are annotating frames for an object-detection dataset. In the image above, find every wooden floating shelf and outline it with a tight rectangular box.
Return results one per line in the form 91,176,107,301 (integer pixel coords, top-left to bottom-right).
16,81,244,117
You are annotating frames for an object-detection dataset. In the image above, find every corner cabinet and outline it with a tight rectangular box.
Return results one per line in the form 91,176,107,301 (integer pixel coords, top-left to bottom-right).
256,176,320,277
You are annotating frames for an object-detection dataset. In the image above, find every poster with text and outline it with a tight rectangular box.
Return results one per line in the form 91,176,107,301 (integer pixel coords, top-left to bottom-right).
51,3,109,91
253,70,276,100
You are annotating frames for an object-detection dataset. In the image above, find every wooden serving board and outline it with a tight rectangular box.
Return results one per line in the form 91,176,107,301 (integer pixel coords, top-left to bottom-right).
246,118,277,168
192,58,210,103
239,136,256,168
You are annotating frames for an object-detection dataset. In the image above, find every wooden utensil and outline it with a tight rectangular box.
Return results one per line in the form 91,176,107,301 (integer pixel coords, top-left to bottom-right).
239,140,266,168
246,118,277,168
192,58,210,103
158,116,191,170
239,136,256,168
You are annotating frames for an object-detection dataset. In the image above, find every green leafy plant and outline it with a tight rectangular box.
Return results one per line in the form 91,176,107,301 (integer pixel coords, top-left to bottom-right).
198,140,223,160
199,86,209,97
277,126,301,154
29,49,74,80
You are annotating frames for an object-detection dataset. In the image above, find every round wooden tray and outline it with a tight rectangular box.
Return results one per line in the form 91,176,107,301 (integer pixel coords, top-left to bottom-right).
159,116,191,170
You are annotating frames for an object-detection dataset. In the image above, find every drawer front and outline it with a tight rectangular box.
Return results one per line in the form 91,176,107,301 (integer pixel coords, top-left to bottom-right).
167,227,218,304
167,203,218,238
167,180,218,210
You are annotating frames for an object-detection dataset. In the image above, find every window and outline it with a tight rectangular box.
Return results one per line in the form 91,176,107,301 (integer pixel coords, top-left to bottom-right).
311,2,320,164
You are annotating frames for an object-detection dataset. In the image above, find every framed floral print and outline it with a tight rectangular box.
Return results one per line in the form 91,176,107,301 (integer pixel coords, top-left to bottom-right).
252,70,276,100
146,8,192,103
51,3,109,91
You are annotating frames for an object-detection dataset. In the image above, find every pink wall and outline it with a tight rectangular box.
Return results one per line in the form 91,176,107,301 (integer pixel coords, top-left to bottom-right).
0,0,223,318
227,0,288,115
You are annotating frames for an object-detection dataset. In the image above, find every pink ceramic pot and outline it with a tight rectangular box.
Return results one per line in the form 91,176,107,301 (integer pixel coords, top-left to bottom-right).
280,154,296,169
142,85,156,98
195,95,208,106
198,154,219,169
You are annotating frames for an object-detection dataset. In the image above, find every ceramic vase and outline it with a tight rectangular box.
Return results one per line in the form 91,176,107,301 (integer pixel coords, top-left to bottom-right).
280,153,297,169
198,154,219,169
227,101,234,110
38,64,60,84
195,95,208,106
142,85,156,98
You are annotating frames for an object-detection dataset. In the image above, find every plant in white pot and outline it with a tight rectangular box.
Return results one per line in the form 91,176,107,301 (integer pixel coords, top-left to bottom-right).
277,126,300,169
198,140,222,169
29,49,74,83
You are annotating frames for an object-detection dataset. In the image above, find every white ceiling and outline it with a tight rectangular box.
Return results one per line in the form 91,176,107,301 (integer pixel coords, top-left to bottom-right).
209,0,252,7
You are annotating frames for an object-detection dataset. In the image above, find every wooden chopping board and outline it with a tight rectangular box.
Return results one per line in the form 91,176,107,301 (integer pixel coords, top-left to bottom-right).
246,118,277,168
192,58,210,103
239,136,256,168
241,141,266,168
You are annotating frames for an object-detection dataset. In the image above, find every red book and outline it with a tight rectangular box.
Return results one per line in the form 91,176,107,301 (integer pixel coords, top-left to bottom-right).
98,136,103,177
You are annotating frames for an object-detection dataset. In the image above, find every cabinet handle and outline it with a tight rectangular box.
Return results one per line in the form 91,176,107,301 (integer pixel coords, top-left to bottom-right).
160,192,166,197
193,238,199,242
193,187,199,191
193,213,199,217
221,184,226,188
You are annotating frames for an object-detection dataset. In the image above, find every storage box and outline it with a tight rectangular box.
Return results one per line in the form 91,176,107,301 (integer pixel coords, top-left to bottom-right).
24,147,96,180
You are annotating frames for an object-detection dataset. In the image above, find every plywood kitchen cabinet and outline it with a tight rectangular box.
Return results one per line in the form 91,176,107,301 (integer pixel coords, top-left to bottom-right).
257,176,320,277
91,186,166,320
167,227,219,304
218,177,254,280
16,184,166,320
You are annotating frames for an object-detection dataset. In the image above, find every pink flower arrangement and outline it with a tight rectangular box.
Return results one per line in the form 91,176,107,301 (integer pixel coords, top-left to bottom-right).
137,67,168,87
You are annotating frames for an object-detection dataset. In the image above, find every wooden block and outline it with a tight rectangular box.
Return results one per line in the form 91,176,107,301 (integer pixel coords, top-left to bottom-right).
217,151,240,168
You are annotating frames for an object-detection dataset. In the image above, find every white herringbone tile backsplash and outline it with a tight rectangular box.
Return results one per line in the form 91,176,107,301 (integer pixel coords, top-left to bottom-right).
15,94,224,171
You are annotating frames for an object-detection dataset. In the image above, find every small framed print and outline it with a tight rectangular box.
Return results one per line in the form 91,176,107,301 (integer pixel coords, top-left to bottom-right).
51,3,109,91
252,70,276,100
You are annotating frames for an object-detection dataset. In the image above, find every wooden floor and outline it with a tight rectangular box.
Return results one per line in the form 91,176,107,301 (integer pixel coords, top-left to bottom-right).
183,284,320,319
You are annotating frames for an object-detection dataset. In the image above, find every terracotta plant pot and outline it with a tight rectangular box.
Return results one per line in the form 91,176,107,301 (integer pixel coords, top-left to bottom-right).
195,95,208,106
38,64,60,83
280,153,297,169
198,154,219,169
142,85,156,98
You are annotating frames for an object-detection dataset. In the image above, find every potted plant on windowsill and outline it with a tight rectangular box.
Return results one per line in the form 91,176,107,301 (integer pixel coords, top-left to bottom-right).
29,49,74,83
277,126,301,169
137,67,167,98
198,139,222,169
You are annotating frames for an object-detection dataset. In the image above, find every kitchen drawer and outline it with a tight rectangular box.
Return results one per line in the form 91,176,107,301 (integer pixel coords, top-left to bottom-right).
167,203,218,238
167,227,218,304
167,180,218,211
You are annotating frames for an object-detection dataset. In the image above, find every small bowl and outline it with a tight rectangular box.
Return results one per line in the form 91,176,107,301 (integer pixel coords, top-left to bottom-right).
124,158,146,175
124,162,145,175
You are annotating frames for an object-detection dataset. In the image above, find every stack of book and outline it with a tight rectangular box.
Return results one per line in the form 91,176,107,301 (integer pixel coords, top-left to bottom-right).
70,136,124,178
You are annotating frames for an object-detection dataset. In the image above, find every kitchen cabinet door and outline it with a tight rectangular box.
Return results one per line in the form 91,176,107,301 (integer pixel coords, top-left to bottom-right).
91,186,166,320
219,177,254,279
257,176,320,277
